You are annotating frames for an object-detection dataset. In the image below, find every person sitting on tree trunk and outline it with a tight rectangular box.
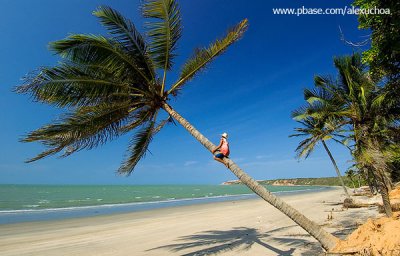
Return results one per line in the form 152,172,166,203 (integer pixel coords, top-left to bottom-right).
212,132,230,167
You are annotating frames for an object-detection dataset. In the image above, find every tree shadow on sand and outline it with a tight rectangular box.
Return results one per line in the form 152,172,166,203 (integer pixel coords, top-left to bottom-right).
147,226,324,256
329,207,379,239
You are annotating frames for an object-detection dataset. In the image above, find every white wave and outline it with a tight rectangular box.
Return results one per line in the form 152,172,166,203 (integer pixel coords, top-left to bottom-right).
22,205,40,208
0,194,254,214
0,187,329,215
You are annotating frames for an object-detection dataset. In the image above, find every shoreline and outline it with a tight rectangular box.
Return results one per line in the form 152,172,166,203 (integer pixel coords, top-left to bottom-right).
0,187,381,255
0,186,333,225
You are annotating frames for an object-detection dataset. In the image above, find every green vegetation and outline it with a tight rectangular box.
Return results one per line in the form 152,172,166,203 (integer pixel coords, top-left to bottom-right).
292,54,400,217
225,177,366,187
353,0,400,82
258,177,365,187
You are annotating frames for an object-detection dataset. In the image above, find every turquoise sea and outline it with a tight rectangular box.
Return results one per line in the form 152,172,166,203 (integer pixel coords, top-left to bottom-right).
0,184,330,224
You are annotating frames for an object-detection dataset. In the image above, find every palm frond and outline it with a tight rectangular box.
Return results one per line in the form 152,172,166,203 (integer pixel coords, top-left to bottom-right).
332,138,353,151
314,75,339,93
292,102,329,121
290,115,346,160
142,0,182,72
25,147,65,163
153,116,171,133
291,105,310,120
118,121,156,175
295,137,318,159
304,87,332,105
15,63,133,107
49,34,151,84
314,75,329,87
168,19,248,95
334,56,352,94
371,90,388,110
23,101,135,162
118,113,171,175
93,6,155,80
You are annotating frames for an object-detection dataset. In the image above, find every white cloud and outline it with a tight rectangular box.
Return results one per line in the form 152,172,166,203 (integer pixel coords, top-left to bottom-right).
231,157,246,163
184,161,199,166
255,154,272,160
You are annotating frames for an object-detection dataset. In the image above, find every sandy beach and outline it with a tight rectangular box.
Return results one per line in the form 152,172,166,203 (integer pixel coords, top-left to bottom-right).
0,187,380,256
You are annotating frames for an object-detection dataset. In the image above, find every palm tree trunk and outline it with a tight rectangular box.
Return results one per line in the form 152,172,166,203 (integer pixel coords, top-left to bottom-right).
383,172,393,192
162,102,339,251
379,183,393,217
367,168,378,194
321,141,351,198
377,172,393,217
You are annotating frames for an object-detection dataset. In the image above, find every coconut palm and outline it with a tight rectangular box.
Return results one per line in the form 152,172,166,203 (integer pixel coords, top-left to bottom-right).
15,1,339,250
301,54,398,216
290,116,350,198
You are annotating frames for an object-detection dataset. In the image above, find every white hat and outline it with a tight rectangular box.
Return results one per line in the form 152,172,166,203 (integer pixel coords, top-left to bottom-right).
221,132,228,138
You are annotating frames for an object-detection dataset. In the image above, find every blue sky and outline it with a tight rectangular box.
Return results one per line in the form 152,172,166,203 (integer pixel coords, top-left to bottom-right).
0,0,369,184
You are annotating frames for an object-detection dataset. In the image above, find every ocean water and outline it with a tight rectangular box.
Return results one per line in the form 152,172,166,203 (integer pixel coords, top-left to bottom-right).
0,184,329,224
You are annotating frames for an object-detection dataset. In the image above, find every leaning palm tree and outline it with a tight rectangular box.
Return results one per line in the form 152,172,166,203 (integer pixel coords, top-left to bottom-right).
15,1,338,250
290,116,350,198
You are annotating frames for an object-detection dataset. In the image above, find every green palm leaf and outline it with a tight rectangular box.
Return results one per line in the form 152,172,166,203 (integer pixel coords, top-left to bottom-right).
143,0,182,89
25,147,67,163
118,115,171,175
118,108,153,133
118,121,155,175
49,34,151,84
168,19,248,95
16,63,133,107
291,105,310,120
303,86,336,105
93,6,155,80
24,101,134,162
290,116,346,160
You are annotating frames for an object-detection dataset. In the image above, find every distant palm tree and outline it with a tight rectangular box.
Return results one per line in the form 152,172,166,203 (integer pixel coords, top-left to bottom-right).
290,116,350,198
345,169,357,190
16,1,338,250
